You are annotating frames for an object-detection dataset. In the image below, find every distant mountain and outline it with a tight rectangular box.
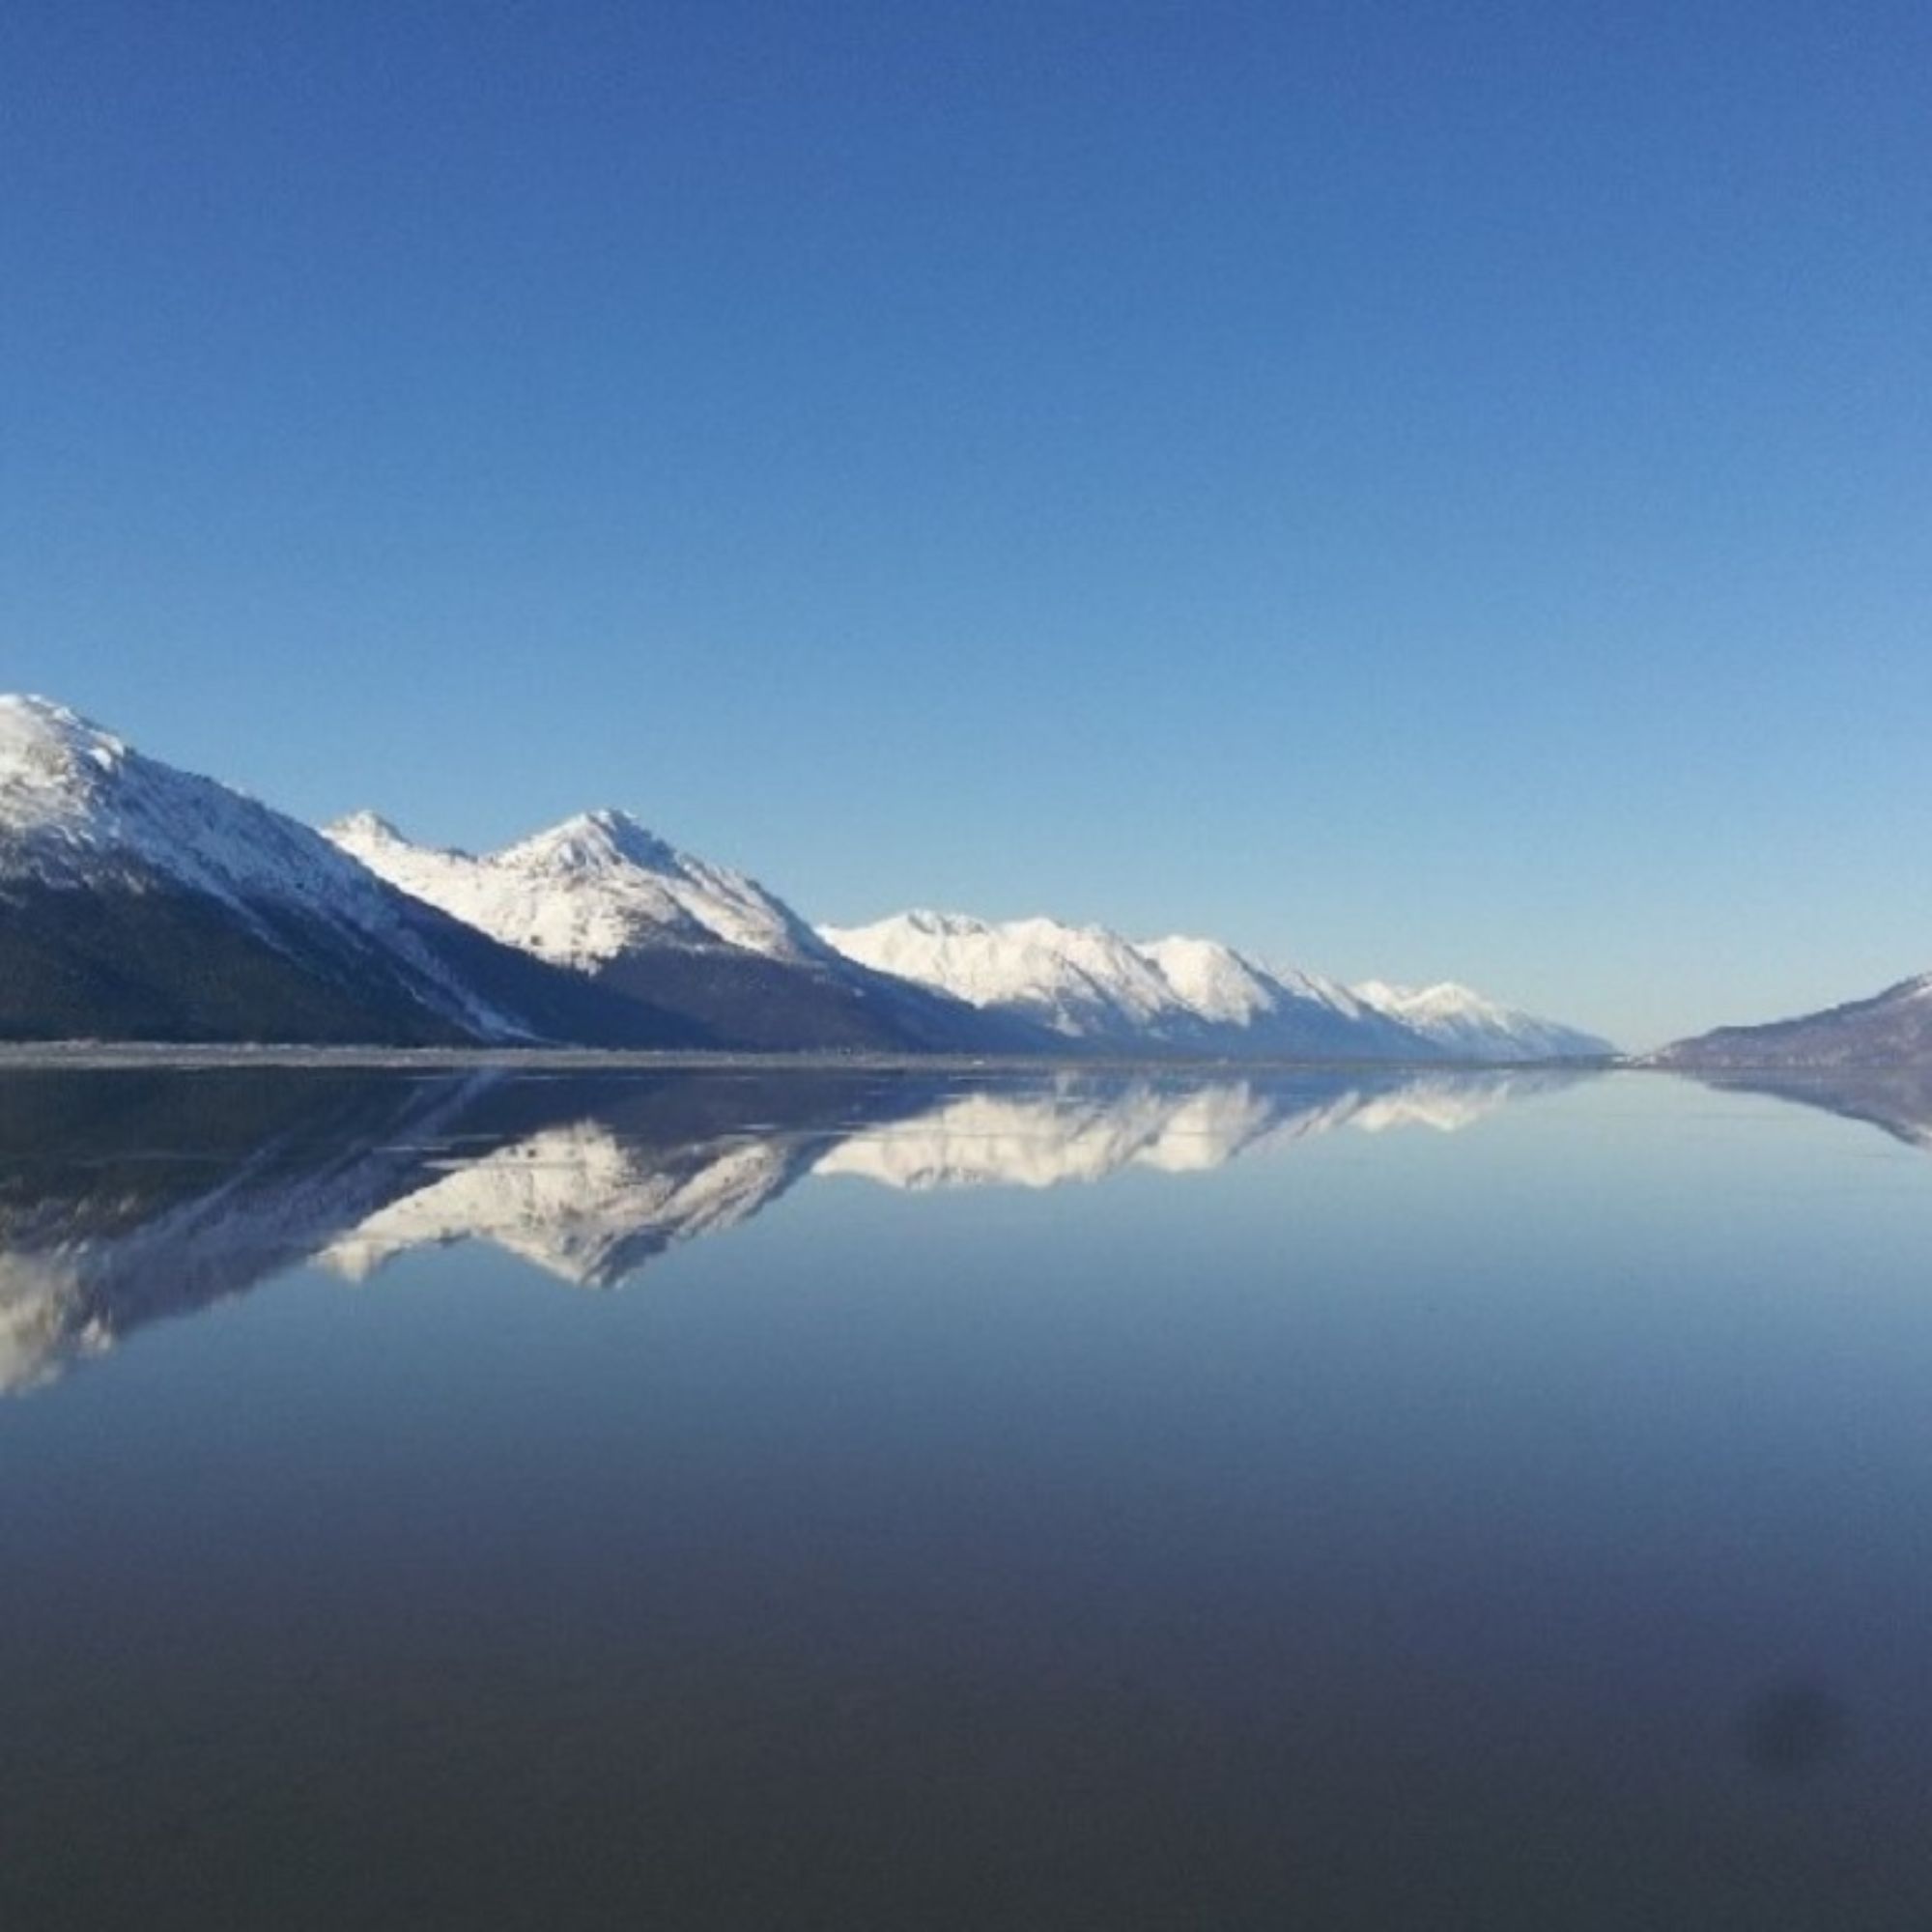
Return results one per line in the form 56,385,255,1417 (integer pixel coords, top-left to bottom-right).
819,909,1605,1062
1653,973,1932,1070
1350,980,1613,1061
819,910,1422,1057
327,810,1042,1054
0,697,702,1047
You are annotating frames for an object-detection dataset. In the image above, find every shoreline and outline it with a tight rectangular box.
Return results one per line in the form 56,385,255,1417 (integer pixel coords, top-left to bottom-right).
0,1041,1626,1076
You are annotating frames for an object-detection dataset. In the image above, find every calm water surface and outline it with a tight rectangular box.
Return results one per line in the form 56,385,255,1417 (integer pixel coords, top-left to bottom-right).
3,1064,1931,1929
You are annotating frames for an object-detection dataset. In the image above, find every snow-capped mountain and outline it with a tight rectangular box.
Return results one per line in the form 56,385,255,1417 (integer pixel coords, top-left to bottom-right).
819,909,1515,1060
1350,980,1613,1062
0,696,700,1047
1,690,1610,1060
328,808,835,972
819,910,1181,1037
327,812,1040,1054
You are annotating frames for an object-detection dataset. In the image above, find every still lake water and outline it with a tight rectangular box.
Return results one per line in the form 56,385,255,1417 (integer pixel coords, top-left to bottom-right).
4,1062,1932,1928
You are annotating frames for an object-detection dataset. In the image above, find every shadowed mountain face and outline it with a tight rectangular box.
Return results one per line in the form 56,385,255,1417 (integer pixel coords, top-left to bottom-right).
0,699,708,1048
1654,973,1932,1070
0,1065,1579,1392
327,809,1054,1055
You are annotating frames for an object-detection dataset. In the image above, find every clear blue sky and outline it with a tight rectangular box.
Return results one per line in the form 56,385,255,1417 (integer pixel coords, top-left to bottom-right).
5,0,1929,1047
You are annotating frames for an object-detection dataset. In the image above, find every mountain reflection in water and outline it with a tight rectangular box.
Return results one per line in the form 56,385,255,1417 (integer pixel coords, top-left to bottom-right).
10,1064,1932,1929
1677,1065,1932,1152
0,1065,1574,1392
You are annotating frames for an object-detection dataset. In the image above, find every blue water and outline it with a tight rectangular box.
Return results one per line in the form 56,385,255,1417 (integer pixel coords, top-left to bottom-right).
2,1065,1929,1928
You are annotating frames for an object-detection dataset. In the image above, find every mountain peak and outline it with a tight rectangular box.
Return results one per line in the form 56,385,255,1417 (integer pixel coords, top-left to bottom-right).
331,801,838,975
1352,979,1612,1058
823,908,1294,1042
0,692,119,748
896,908,992,938
502,809,681,876
1136,933,1284,1025
580,807,639,834
326,810,410,849
1356,979,1486,1013
0,695,129,803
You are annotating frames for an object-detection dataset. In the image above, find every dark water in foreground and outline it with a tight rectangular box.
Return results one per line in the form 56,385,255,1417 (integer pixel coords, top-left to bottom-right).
4,1063,1932,1929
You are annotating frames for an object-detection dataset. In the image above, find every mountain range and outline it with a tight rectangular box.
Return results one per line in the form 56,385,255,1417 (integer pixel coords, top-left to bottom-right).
0,694,1609,1059
326,807,1035,1054
823,909,1610,1060
0,696,700,1048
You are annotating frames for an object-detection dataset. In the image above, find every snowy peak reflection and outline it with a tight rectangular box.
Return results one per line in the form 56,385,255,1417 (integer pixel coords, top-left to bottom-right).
320,1120,806,1290
326,1072,1563,1284
0,1065,1573,1392
0,1068,919,1391
314,1066,939,1290
815,1080,1283,1190
814,1069,1566,1192
0,1068,495,1392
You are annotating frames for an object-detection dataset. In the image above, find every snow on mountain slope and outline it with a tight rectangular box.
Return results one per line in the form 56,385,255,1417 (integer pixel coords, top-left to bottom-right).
1,694,1608,1061
0,696,526,1038
819,910,1432,1057
1351,980,1613,1061
1138,934,1396,1031
327,813,1037,1053
2,696,437,929
0,696,703,1046
328,808,835,972
1134,935,1287,1027
817,910,1187,1037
